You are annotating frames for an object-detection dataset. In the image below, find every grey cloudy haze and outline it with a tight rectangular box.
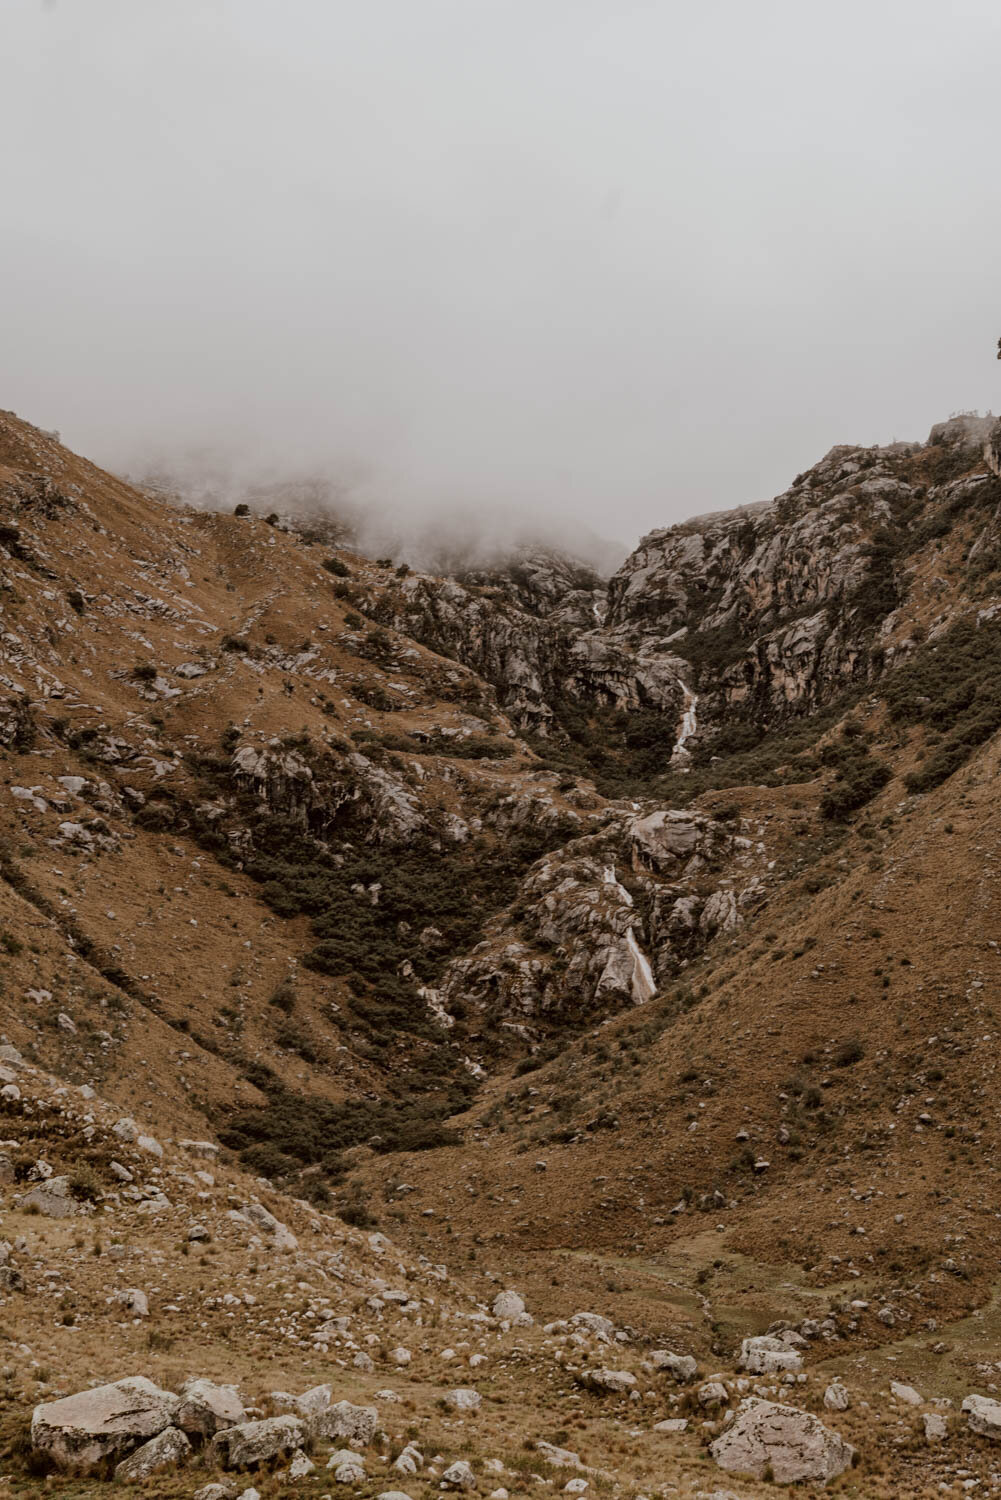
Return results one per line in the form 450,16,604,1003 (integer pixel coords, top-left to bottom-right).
3,0,1000,557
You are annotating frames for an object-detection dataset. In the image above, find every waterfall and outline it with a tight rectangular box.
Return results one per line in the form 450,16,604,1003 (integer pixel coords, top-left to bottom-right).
671,683,698,763
626,926,656,1003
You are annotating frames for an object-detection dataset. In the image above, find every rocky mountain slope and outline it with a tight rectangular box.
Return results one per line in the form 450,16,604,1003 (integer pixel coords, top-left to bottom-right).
3,406,1001,1496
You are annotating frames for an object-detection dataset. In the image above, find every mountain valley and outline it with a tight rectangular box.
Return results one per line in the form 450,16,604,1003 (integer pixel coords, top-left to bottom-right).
3,407,1001,1497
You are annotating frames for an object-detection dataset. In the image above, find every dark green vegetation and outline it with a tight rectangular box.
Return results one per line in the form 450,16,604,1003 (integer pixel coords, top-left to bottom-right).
219,1065,473,1201
887,615,1001,793
244,815,574,1030
817,729,892,820
525,701,685,797
351,727,513,760
153,745,580,1189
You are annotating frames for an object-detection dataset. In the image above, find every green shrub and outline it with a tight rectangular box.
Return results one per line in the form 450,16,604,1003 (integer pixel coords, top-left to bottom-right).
819,751,891,820
268,982,296,1014
886,616,1001,792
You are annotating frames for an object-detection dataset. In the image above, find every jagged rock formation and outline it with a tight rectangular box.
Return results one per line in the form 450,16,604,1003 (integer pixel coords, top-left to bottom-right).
371,559,686,732
438,808,766,1023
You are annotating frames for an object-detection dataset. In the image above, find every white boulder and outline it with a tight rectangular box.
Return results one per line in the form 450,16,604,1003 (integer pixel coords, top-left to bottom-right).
823,1382,850,1412
311,1398,378,1444
963,1393,1001,1439
492,1290,526,1320
113,1425,191,1482
650,1350,697,1382
209,1414,307,1469
445,1388,482,1412
578,1368,636,1394
177,1378,246,1436
442,1459,477,1489
31,1376,179,1473
710,1398,855,1485
738,1336,802,1375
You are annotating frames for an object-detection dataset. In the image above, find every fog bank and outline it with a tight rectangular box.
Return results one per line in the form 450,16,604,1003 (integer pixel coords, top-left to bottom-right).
3,0,1000,553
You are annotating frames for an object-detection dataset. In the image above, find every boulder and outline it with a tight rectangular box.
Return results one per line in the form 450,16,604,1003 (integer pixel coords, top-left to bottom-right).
578,1368,637,1394
570,1312,614,1338
292,1384,332,1420
442,1459,477,1490
19,1176,77,1217
177,1377,246,1436
179,1138,220,1159
890,1381,922,1407
288,1449,316,1478
240,1200,298,1252
113,1425,191,1482
311,1399,378,1445
535,1441,584,1468
650,1351,697,1382
738,1335,802,1375
963,1393,1001,1439
445,1388,482,1412
209,1414,307,1469
31,1376,179,1473
699,1381,729,1408
492,1290,525,1320
114,1288,149,1318
924,1411,948,1442
823,1383,850,1412
327,1448,366,1481
710,1398,855,1484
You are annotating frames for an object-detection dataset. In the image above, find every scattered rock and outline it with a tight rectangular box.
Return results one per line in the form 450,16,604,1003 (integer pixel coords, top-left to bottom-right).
578,1368,637,1395
823,1382,850,1412
209,1414,307,1469
963,1393,1001,1439
650,1351,697,1382
113,1425,191,1483
923,1411,948,1443
710,1398,855,1485
177,1378,246,1436
492,1290,525,1320
738,1336,802,1375
445,1388,482,1412
441,1459,477,1490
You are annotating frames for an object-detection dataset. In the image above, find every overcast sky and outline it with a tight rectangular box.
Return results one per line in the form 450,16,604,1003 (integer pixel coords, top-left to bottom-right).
3,0,1000,554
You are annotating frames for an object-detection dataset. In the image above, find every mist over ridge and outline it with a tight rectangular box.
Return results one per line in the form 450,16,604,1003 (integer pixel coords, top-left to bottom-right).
4,0,1001,554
